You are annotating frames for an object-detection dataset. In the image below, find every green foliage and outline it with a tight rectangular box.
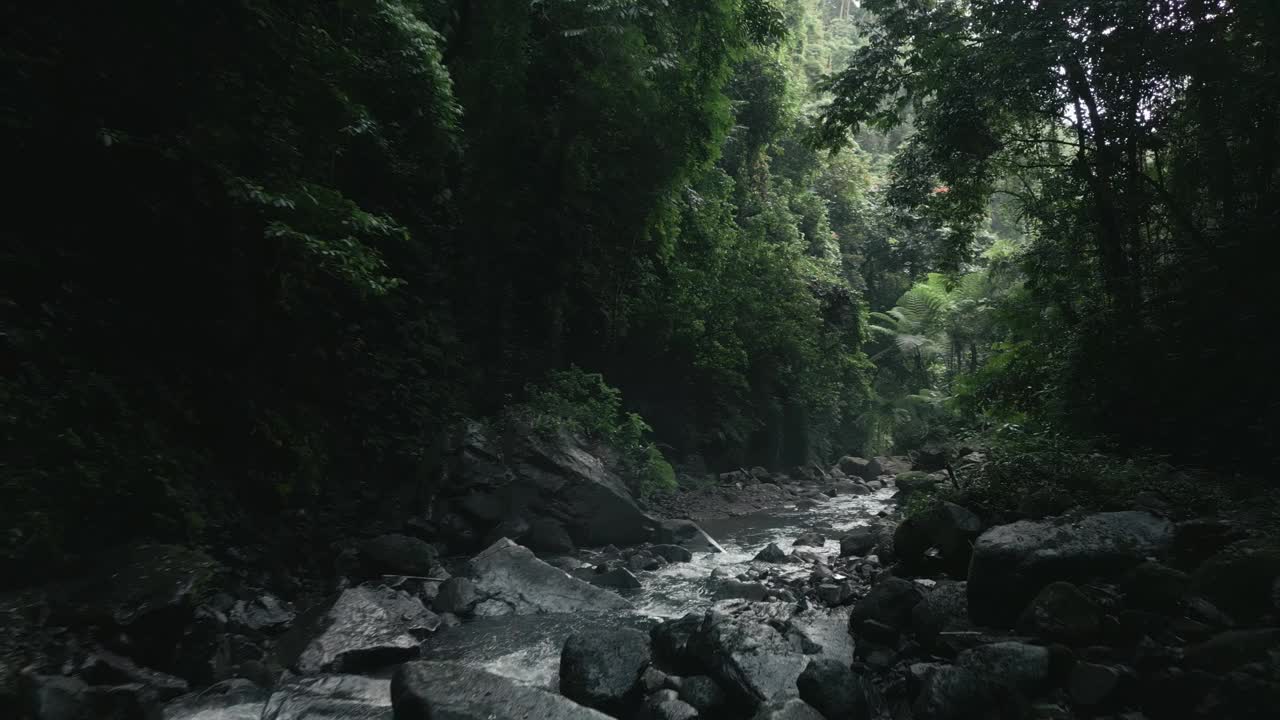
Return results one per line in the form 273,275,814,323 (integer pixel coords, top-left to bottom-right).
521,369,676,499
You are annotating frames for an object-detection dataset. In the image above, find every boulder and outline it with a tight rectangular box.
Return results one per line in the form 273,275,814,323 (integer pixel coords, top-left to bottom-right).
838,456,873,479
911,581,970,645
956,641,1050,694
1069,662,1123,707
793,532,826,548
78,647,189,701
1192,538,1280,622
628,550,665,572
816,582,855,607
354,534,439,578
912,447,950,472
527,518,576,554
1121,561,1189,611
638,693,699,720
279,585,439,674
894,502,983,577
164,679,268,720
591,567,642,589
714,580,769,602
504,424,655,546
651,614,703,674
831,480,870,496
893,471,948,497
911,665,990,720
967,511,1174,627
1016,581,1101,646
432,577,480,615
870,456,913,478
393,661,611,719
796,658,867,720
850,577,925,632
691,613,809,710
641,667,668,693
754,543,789,563
560,628,651,713
751,698,825,720
1183,628,1280,671
678,675,727,715
839,527,880,557
262,675,390,720
654,520,725,553
51,544,220,668
651,545,694,563
230,593,296,634
467,539,632,614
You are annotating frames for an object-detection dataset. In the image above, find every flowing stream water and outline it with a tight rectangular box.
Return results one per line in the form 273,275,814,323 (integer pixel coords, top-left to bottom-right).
421,486,895,689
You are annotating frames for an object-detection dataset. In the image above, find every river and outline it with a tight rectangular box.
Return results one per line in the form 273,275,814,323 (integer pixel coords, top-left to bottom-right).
419,486,895,689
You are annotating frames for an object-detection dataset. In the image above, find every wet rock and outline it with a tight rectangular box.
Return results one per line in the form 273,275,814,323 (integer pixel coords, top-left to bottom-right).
751,698,825,720
354,534,439,578
654,520,725,553
816,582,855,607
638,691,698,720
793,532,826,548
796,658,867,720
838,456,873,479
893,472,948,497
52,544,220,669
967,511,1174,627
23,674,94,720
1192,538,1280,623
911,665,990,720
432,577,480,615
839,527,880,557
1183,628,1280,671
230,593,296,634
467,538,632,614
163,679,268,720
641,667,668,693
678,675,727,714
754,543,790,563
652,614,703,674
1070,661,1123,707
279,585,439,674
1121,561,1189,611
560,628,651,714
262,675,390,719
870,456,913,478
715,580,769,602
1185,595,1236,627
652,545,694,563
393,661,611,719
691,613,809,710
791,549,822,564
591,567,642,589
527,518,576,554
894,502,983,578
956,641,1050,694
912,581,970,646
866,481,883,491
1016,581,1101,646
850,577,925,632
629,550,666,572
79,648,189,701
912,447,949,472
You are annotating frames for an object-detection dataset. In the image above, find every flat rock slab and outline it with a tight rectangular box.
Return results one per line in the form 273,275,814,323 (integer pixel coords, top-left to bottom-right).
468,538,632,615
393,661,612,719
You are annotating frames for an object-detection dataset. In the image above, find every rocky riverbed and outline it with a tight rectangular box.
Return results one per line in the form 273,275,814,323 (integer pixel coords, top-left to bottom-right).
3,429,1279,719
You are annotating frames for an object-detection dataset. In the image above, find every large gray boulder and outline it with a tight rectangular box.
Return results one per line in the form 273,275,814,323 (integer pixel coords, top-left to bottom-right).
467,539,632,615
442,420,656,549
955,642,1050,694
796,658,868,720
838,456,874,481
393,661,612,719
911,665,990,720
850,577,926,633
560,628,651,714
967,511,1174,627
690,612,809,711
279,585,440,674
353,534,439,578
262,675,391,720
